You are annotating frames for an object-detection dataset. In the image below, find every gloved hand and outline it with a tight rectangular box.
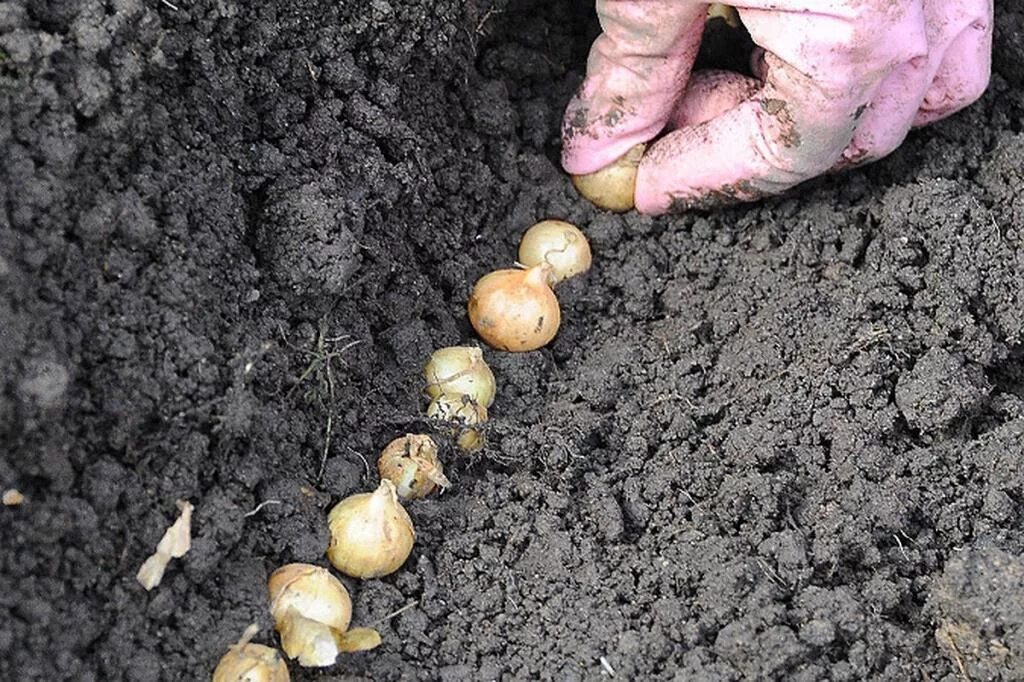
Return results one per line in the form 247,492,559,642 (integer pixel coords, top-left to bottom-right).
561,1,994,214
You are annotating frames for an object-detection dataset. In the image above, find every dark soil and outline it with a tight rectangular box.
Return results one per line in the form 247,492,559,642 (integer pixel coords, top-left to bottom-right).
2,1,1023,680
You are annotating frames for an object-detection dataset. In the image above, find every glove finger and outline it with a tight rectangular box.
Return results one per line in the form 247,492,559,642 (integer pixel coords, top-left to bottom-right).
561,2,706,175
913,3,993,126
636,49,868,213
635,4,930,213
830,59,932,171
667,69,761,130
834,0,992,169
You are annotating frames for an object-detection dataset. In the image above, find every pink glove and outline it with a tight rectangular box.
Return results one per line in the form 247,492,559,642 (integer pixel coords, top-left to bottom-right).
561,1,994,214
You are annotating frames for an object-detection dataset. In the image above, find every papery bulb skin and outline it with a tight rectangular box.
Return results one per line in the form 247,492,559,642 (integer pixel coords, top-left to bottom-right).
377,434,450,500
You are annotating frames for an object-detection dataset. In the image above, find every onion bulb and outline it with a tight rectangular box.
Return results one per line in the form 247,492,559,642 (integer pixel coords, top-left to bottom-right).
377,434,450,500
517,220,592,284
707,3,740,27
212,626,290,682
468,264,560,352
267,563,367,667
427,393,487,452
423,346,495,408
327,480,415,579
571,143,645,212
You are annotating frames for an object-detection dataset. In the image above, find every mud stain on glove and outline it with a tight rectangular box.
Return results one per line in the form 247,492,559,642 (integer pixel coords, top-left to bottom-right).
760,97,801,148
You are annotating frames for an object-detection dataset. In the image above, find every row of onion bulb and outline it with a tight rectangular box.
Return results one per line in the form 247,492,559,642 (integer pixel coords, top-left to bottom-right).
208,6,748,671
213,219,595,678
212,346,501,677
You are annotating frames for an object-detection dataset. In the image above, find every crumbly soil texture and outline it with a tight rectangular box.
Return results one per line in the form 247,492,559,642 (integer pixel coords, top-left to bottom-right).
3,1,1024,680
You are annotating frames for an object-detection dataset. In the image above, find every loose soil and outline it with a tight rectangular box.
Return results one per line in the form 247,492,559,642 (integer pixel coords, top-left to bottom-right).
2,1,1023,680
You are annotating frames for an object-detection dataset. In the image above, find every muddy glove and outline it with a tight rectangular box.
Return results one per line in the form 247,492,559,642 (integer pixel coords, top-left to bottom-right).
561,1,994,214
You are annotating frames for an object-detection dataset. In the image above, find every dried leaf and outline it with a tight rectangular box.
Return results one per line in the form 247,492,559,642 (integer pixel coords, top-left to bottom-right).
136,500,194,590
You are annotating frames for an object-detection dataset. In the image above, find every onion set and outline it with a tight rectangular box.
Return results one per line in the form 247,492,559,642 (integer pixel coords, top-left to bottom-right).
423,346,496,407
571,143,645,212
212,626,290,682
267,563,380,667
377,434,450,500
326,480,415,579
517,220,592,284
468,264,560,352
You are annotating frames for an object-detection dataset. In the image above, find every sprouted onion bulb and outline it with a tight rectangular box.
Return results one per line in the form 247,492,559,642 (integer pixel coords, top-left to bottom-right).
378,434,450,500
517,220,592,284
571,143,645,212
212,626,290,682
468,264,560,352
427,393,487,452
423,346,496,408
327,480,415,579
267,563,379,667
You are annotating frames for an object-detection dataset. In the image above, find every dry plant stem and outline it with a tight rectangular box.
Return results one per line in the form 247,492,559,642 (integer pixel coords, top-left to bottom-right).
319,388,334,482
376,600,420,625
244,499,283,517
280,322,362,482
